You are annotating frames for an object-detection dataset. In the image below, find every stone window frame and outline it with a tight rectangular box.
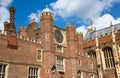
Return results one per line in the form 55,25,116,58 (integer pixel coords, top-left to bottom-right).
56,45,63,52
36,49,43,61
28,66,40,78
103,47,115,69
0,63,8,78
87,50,96,59
56,57,65,72
77,70,83,78
78,59,82,66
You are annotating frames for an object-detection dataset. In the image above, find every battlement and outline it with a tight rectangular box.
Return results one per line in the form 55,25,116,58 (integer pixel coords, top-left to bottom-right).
17,35,41,45
77,32,83,35
40,12,53,17
65,24,76,28
66,24,76,33
18,26,27,32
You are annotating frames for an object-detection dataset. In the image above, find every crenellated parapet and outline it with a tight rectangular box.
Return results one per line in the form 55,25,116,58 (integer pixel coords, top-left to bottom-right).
18,26,27,39
28,20,37,32
66,24,76,41
76,32,84,55
17,35,41,45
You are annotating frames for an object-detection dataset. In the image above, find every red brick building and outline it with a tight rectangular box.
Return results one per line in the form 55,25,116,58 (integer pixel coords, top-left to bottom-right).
0,6,120,78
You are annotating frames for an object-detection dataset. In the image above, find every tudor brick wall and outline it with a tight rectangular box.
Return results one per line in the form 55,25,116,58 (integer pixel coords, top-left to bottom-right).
0,34,41,78
1,6,120,78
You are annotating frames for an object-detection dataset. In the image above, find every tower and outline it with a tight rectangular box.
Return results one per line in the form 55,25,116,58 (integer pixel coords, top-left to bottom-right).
40,5,55,78
77,32,83,55
66,24,78,78
27,19,37,39
18,26,27,39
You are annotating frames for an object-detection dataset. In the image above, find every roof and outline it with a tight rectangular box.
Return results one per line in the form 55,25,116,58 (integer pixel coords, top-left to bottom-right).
42,5,52,13
85,23,120,41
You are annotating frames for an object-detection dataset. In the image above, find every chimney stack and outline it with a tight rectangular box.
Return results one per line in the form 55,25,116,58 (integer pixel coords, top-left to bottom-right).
10,7,15,24
7,7,18,49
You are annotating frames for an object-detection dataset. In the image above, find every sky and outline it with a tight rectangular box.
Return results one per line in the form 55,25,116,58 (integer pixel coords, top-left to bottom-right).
0,0,120,36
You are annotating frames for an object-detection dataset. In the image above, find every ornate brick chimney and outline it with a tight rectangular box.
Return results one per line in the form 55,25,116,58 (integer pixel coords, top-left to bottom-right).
9,7,15,32
7,7,18,49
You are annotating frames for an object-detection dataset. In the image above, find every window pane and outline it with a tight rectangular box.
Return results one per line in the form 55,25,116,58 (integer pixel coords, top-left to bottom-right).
0,64,6,78
57,57,64,71
28,67,38,78
37,50,42,60
103,47,115,68
3,65,6,73
2,74,5,78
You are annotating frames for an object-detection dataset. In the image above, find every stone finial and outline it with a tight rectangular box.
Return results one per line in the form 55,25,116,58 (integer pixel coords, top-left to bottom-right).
87,27,93,32
46,5,48,8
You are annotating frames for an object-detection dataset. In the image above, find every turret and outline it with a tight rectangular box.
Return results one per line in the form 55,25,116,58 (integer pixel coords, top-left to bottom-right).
27,19,37,39
40,5,53,32
77,32,84,55
66,24,78,78
28,19,37,31
40,5,54,51
66,24,77,57
40,5,55,78
18,26,27,38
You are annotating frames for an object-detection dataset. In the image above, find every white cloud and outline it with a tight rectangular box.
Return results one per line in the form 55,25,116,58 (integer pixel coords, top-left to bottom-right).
0,7,9,21
76,14,120,36
0,0,12,33
0,0,12,7
94,14,120,30
50,0,120,20
76,25,87,36
28,10,41,23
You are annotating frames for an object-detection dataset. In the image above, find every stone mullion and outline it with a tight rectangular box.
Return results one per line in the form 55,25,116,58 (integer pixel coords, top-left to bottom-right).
100,49,106,70
95,30,104,78
96,49,104,78
112,44,120,78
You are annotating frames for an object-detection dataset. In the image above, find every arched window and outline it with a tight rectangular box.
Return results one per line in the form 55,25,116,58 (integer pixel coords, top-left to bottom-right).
87,50,96,59
103,47,115,68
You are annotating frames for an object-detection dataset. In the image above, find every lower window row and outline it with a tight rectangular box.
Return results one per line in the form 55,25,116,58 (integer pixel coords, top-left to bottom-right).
0,64,39,78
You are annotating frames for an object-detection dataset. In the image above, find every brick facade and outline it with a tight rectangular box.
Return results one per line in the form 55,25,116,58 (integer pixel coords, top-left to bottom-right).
0,6,120,78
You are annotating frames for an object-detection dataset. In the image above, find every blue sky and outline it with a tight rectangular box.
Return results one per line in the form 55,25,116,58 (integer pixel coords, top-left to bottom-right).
0,0,120,35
